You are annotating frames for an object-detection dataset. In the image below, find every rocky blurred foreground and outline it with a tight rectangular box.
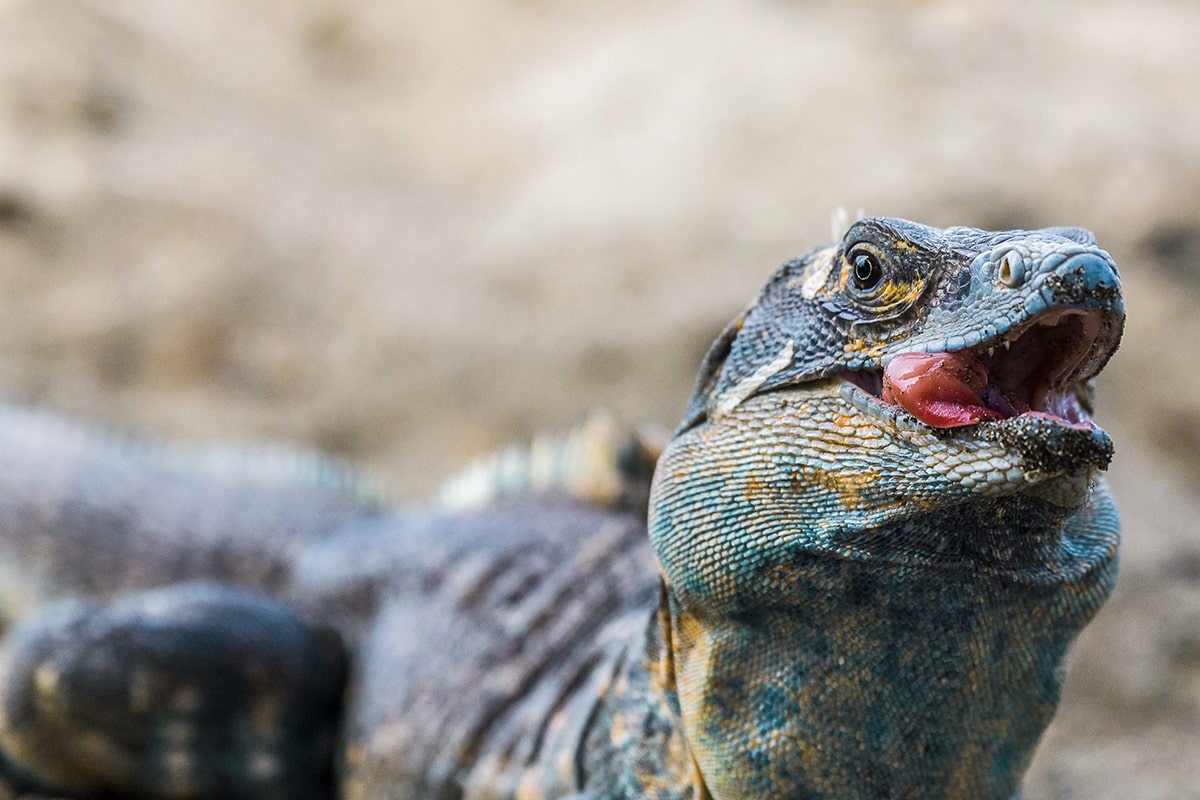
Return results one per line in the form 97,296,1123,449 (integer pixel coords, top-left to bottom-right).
0,1,1198,797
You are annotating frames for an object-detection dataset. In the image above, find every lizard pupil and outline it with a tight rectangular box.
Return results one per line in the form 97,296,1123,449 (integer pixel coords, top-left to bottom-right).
852,251,883,290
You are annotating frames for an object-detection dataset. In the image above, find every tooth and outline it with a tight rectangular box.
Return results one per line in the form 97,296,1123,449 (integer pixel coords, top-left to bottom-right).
1003,340,1012,351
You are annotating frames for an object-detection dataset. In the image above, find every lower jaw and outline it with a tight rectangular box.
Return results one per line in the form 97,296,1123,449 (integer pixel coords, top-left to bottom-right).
842,380,1101,436
840,381,1114,483
974,412,1114,476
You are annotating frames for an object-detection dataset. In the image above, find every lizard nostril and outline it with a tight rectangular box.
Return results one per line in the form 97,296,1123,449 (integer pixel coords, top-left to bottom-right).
997,251,1025,288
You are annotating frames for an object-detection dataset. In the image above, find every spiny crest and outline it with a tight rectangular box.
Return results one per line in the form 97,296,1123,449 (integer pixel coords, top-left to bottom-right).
431,415,665,513
0,402,388,508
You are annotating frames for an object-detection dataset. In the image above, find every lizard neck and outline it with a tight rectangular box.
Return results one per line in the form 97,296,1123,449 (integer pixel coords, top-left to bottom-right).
657,490,1118,800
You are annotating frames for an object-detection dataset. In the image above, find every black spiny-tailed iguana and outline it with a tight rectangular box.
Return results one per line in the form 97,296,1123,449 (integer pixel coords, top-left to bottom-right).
0,217,1123,799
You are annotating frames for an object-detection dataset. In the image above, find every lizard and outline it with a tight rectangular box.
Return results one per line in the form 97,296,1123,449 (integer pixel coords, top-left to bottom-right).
0,216,1124,799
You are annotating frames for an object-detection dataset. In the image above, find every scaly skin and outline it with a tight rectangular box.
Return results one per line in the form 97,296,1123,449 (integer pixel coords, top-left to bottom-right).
644,218,1123,799
0,218,1122,799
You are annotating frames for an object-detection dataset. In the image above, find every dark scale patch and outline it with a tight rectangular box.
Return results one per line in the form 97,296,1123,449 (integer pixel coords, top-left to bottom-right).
939,265,976,310
843,566,884,610
702,674,748,733
1043,267,1122,308
873,599,917,641
979,417,1114,475
988,623,1008,657
831,495,1082,579
752,683,799,731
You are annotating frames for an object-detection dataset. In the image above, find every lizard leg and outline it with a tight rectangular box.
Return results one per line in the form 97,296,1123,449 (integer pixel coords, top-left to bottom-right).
0,582,346,800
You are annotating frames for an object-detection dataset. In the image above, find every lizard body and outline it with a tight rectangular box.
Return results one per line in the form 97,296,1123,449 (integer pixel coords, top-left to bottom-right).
0,217,1123,799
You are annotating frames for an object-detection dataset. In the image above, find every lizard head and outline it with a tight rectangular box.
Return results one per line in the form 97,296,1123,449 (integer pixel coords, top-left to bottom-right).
652,217,1125,602
676,217,1124,511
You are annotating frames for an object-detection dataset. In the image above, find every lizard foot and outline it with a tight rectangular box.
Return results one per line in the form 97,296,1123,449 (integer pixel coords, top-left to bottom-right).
0,582,346,800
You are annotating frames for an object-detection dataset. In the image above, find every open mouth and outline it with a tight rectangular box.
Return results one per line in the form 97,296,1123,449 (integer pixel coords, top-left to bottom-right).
843,309,1111,431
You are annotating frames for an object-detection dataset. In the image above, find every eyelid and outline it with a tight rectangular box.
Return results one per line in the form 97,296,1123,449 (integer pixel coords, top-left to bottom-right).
845,242,888,264
844,242,888,295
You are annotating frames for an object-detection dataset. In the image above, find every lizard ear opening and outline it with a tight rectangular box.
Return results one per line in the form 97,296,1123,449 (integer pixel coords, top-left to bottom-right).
675,307,750,434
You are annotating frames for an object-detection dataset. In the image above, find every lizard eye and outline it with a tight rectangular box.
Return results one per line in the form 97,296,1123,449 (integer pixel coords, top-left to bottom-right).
847,245,885,293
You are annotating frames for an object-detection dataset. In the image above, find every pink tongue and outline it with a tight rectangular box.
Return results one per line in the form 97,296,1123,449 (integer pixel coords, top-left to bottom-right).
881,351,1004,428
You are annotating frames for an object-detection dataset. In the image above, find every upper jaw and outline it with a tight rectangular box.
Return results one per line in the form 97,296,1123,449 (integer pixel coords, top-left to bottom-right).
848,305,1119,423
841,304,1120,474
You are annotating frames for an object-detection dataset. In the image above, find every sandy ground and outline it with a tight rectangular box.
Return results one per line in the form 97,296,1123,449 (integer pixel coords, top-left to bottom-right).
0,0,1197,796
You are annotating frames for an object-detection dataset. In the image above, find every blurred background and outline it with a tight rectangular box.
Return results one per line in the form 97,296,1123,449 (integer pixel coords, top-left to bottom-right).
0,0,1196,796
